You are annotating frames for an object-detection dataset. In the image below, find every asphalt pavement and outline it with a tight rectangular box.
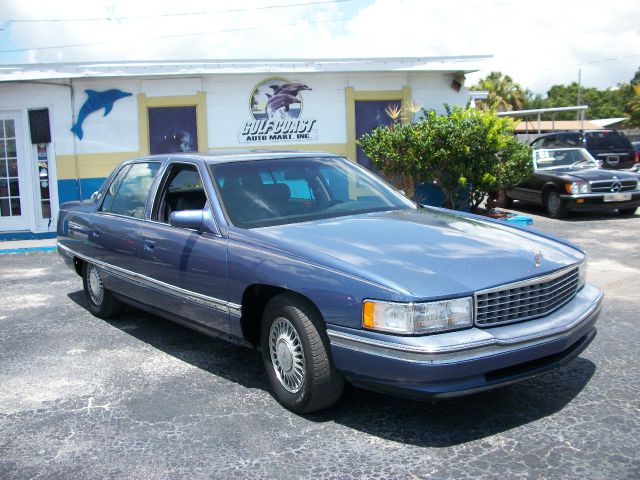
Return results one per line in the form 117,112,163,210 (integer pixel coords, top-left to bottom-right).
1,204,639,479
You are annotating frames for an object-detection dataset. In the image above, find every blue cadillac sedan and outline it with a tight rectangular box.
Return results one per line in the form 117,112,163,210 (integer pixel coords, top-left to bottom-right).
57,151,602,413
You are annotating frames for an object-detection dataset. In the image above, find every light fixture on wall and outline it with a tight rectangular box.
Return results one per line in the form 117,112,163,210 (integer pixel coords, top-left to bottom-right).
451,72,466,92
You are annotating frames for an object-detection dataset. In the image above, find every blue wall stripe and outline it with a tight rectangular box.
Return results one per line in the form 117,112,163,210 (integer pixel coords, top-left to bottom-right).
0,231,57,240
57,178,107,205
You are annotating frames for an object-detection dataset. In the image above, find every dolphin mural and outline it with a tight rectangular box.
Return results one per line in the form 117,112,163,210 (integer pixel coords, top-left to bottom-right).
269,83,311,97
265,94,301,119
71,89,132,140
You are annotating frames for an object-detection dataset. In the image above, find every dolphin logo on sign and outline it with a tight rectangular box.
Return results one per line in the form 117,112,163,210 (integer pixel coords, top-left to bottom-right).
241,77,317,143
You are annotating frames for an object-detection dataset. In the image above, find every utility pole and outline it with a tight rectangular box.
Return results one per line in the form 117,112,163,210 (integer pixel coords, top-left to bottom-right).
577,69,582,121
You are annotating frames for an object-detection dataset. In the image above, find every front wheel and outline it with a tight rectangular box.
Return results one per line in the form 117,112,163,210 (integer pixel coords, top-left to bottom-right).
545,190,568,219
261,293,344,413
618,207,637,216
82,262,122,318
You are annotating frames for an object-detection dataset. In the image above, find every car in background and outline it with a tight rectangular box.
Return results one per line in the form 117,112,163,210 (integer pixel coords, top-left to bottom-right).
531,130,638,170
57,151,602,413
501,148,640,218
632,142,640,172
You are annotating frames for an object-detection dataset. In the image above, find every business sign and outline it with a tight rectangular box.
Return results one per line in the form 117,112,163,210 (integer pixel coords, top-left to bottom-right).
239,77,317,143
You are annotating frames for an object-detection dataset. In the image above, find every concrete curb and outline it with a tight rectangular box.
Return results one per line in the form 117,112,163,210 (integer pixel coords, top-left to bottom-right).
0,239,58,255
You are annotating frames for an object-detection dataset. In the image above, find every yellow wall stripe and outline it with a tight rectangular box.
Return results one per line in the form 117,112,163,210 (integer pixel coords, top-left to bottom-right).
55,144,350,180
56,152,140,180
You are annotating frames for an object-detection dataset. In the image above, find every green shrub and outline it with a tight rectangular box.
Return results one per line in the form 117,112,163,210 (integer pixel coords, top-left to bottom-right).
358,105,533,209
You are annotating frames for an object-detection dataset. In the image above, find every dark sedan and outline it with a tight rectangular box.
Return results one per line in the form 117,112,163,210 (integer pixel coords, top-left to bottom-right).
503,148,640,218
57,151,602,413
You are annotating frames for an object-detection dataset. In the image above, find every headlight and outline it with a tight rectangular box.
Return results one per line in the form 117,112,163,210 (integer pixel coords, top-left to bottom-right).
578,258,587,290
566,182,590,195
363,297,473,334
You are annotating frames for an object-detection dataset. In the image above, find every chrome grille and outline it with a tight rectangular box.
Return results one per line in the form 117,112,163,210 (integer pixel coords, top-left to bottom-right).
591,180,638,193
475,266,579,327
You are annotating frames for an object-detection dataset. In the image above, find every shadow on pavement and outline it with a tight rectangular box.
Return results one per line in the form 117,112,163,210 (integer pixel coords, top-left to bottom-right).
509,201,637,222
310,357,595,447
68,290,597,448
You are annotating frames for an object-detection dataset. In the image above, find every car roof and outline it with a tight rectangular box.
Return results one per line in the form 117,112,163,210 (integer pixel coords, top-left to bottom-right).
535,129,621,137
168,150,342,164
535,147,587,151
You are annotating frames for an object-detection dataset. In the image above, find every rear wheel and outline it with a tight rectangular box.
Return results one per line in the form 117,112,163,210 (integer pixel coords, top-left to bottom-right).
618,207,638,216
261,293,344,413
496,189,513,209
82,262,122,318
545,189,567,219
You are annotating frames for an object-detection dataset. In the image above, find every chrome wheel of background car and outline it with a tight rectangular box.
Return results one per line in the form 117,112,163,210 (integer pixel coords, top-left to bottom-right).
87,264,105,305
545,190,567,218
269,317,306,393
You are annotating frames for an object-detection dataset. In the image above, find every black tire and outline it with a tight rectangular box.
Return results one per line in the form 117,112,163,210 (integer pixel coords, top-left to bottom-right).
261,293,344,413
82,262,122,318
544,189,568,219
496,189,513,209
618,207,638,216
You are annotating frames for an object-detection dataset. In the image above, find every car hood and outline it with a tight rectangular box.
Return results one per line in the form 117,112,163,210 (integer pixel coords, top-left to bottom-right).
249,208,584,299
540,167,640,182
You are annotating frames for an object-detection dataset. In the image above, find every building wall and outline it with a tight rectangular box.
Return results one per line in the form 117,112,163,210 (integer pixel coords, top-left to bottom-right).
0,70,472,233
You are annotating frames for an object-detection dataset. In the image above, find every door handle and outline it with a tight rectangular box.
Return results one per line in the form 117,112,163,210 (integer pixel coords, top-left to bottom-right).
143,240,155,252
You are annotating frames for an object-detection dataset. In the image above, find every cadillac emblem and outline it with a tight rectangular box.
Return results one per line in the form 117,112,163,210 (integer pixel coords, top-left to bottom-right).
534,251,543,267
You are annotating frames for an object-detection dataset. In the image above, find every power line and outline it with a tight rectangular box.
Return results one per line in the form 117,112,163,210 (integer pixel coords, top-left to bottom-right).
0,0,357,30
544,54,640,71
0,17,353,54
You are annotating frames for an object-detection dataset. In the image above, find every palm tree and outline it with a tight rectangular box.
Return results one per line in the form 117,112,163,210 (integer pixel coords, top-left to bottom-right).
471,72,526,112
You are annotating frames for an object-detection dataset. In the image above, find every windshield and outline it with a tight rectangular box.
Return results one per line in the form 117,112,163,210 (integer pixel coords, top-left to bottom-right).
534,149,599,170
209,156,415,228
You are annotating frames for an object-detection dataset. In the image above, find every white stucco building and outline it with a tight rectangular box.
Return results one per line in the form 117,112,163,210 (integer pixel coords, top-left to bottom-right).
0,56,489,237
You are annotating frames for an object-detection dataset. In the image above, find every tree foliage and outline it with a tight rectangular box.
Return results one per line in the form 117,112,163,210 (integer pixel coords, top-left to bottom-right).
524,82,630,120
358,105,533,210
472,67,640,127
471,71,526,112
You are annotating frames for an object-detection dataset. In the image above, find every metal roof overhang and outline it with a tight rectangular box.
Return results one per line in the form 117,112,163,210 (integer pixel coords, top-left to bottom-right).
0,56,491,82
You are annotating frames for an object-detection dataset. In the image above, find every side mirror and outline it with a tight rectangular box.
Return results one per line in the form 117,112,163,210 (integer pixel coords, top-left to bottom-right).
398,189,406,197
90,191,100,201
169,209,218,235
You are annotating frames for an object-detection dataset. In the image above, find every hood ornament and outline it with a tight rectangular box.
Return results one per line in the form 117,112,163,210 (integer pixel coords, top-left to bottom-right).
534,251,543,267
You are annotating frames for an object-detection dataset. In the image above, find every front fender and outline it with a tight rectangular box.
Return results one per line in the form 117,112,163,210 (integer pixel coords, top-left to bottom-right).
226,239,402,330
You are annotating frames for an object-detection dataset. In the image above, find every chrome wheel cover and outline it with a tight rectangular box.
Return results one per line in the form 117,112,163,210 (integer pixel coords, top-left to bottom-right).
87,264,105,305
269,317,305,393
547,192,560,215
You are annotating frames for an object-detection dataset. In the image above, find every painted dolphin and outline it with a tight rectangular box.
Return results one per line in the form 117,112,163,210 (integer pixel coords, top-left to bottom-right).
71,89,132,140
269,83,311,96
265,94,301,119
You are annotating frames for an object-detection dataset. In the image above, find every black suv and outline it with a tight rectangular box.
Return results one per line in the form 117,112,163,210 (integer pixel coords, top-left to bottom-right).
531,130,638,170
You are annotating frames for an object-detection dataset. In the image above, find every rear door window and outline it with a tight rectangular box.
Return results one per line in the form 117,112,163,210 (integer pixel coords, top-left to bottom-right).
559,132,582,147
100,162,161,218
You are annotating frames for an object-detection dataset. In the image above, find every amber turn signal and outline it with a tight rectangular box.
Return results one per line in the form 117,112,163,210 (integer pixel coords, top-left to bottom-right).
362,301,375,328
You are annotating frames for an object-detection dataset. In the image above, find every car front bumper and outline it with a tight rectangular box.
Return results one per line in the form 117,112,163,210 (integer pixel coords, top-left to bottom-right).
327,284,602,399
559,191,640,212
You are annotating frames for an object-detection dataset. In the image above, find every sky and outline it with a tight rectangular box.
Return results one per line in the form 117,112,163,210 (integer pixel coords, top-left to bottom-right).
0,0,638,95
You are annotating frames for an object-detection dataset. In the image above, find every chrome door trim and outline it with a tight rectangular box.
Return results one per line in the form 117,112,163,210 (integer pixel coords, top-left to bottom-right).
58,242,241,317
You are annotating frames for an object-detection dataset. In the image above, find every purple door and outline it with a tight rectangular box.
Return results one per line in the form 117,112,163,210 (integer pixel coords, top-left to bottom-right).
355,100,401,170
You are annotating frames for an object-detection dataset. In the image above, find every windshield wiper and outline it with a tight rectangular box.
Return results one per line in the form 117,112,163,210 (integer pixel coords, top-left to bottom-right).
570,160,596,168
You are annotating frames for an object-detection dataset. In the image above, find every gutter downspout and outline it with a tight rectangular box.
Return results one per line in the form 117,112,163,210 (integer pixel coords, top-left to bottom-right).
69,79,81,199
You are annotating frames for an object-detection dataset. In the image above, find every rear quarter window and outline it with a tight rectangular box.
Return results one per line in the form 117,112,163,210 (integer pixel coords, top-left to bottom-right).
586,131,633,150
